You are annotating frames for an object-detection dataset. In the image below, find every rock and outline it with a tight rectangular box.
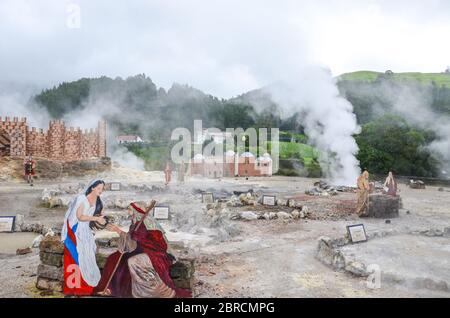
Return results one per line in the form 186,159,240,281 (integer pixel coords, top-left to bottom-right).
13,214,24,232
36,277,63,292
32,235,44,248
37,264,63,281
276,198,287,206
44,228,55,237
276,212,292,219
269,212,277,220
220,208,230,216
444,227,450,238
16,247,32,255
40,252,63,267
41,188,60,202
48,197,63,209
239,193,257,206
409,179,426,189
422,229,443,237
170,258,195,290
305,187,321,196
316,236,346,270
345,260,368,277
39,236,64,254
301,206,309,213
263,212,271,220
291,210,300,219
299,211,306,219
206,209,216,217
239,211,258,221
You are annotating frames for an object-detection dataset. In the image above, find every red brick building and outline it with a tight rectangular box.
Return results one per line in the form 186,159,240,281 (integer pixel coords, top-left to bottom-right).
189,151,272,178
0,116,107,161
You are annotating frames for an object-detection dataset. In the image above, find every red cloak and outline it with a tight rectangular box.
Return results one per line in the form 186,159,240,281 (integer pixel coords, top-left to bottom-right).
94,222,191,298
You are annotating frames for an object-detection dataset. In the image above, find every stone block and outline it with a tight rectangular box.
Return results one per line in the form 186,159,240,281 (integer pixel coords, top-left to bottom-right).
170,258,195,290
39,235,64,254
36,277,63,292
39,252,63,267
364,194,399,218
37,264,63,281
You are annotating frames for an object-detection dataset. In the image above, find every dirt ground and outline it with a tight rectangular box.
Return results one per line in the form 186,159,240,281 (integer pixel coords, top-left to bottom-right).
0,168,449,298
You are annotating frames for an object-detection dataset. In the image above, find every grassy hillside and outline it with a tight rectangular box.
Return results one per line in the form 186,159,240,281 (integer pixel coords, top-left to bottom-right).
339,70,450,87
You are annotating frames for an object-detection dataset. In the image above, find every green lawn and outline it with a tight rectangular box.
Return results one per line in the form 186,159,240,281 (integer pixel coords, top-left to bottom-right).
338,71,450,87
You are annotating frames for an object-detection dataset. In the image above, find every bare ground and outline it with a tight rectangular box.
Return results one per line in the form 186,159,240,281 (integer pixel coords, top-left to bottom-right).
0,169,449,298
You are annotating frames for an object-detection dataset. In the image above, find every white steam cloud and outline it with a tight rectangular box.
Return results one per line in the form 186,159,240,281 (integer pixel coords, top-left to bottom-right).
267,66,361,185
0,84,146,171
61,93,146,171
389,84,450,176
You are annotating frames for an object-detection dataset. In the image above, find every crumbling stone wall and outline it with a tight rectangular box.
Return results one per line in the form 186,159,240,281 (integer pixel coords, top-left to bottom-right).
0,116,107,161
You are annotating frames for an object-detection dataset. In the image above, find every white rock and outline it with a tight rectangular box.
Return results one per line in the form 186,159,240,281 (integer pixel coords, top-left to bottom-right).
31,235,44,248
239,211,258,221
269,212,277,220
291,210,300,219
14,214,24,232
48,197,63,208
277,211,292,219
45,229,55,237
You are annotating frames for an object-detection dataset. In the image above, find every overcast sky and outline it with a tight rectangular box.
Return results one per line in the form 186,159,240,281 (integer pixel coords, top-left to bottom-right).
1,0,450,98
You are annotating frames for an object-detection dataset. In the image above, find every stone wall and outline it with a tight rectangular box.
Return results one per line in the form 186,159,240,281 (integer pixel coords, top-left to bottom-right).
0,116,107,161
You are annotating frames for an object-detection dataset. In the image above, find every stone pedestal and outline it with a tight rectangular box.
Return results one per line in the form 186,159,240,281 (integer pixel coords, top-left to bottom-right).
364,194,400,218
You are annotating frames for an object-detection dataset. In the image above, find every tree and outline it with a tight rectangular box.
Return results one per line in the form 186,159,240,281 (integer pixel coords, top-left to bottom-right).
356,115,439,177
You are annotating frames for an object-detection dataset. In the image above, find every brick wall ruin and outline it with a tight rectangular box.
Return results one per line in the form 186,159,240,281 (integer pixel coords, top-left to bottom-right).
0,116,107,161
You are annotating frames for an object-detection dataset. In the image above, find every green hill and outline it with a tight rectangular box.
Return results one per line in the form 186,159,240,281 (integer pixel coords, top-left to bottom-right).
339,70,450,87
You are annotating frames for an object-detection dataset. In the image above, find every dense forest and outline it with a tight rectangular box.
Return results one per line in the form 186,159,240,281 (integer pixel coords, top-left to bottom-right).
31,72,450,177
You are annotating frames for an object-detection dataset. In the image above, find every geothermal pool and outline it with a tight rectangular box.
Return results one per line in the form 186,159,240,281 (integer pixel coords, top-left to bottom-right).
0,232,38,254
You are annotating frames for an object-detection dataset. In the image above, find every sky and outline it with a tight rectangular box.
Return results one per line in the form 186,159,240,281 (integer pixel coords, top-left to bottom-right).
1,0,450,98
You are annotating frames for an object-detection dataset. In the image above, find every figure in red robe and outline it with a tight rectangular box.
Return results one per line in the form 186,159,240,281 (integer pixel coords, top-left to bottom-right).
94,202,191,298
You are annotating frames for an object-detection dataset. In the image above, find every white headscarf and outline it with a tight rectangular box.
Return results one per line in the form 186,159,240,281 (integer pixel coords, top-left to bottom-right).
61,179,102,241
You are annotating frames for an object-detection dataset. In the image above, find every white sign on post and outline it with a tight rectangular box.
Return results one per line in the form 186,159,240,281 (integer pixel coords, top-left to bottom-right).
153,206,170,220
0,216,15,232
347,224,368,243
202,193,214,204
262,195,276,206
